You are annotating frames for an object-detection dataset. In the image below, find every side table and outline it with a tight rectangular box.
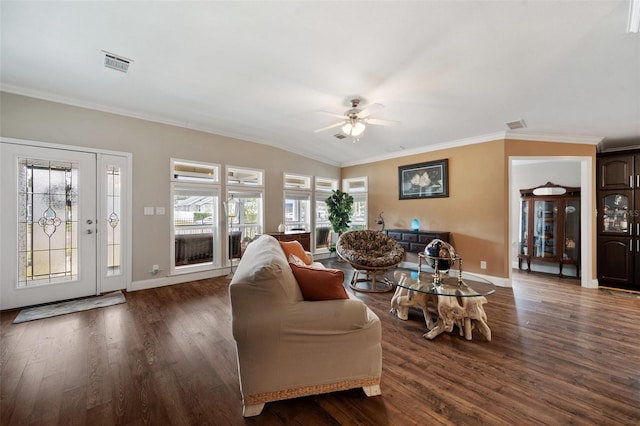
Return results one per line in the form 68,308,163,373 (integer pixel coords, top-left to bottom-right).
390,270,495,341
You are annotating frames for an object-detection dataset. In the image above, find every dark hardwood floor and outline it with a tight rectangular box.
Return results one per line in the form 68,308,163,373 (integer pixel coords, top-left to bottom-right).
2,265,639,425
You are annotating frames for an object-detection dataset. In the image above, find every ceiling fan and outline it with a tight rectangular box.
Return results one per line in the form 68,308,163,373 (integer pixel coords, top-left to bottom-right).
314,98,400,139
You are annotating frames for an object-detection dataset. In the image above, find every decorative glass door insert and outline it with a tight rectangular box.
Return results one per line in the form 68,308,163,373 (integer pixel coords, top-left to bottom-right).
602,193,629,233
106,165,122,276
18,158,79,287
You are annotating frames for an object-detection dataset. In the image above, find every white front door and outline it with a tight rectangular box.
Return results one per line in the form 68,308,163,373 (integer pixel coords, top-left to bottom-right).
0,143,98,309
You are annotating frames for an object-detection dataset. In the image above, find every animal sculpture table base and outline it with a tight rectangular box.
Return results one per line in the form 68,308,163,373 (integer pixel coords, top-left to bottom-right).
390,271,492,341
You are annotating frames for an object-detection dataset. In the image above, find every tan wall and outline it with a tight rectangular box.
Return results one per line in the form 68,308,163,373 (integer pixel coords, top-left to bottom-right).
504,138,597,278
0,92,340,281
343,140,508,277
344,139,597,279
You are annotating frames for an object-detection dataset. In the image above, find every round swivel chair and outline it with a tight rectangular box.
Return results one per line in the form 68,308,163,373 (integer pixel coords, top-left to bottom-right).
336,230,405,293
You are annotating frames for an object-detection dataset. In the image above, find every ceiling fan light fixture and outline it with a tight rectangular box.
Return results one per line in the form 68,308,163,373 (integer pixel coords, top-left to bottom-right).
342,121,366,137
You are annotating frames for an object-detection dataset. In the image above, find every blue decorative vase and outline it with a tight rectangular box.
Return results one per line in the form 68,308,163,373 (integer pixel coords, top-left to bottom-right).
411,218,420,231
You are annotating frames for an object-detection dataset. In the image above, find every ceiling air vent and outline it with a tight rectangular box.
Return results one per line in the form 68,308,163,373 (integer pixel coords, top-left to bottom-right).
102,51,132,73
333,134,347,140
506,119,527,130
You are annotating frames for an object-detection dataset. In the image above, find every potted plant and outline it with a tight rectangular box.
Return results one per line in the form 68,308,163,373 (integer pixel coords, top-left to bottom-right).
325,189,354,253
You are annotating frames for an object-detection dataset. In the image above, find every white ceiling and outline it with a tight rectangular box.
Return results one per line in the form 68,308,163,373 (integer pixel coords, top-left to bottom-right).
1,1,639,166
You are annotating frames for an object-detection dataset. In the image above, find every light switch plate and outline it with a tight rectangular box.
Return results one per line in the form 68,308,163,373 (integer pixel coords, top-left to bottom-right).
155,207,165,215
144,206,155,215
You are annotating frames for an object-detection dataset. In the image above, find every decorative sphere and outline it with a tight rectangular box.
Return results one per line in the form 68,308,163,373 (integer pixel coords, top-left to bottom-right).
425,239,457,271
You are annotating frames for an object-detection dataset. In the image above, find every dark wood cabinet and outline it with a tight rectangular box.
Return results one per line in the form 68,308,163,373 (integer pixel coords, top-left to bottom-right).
266,231,311,251
518,183,580,278
597,154,638,190
597,151,640,291
385,229,450,253
597,236,634,288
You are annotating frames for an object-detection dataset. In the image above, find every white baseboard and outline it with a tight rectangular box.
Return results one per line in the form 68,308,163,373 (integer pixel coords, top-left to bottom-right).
131,268,229,292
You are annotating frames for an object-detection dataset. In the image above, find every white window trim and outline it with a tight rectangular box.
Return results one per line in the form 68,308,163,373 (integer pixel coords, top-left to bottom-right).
171,158,220,183
226,165,265,187
315,176,339,192
284,189,312,231
98,153,132,293
284,172,312,190
343,177,369,230
343,176,368,193
170,181,222,276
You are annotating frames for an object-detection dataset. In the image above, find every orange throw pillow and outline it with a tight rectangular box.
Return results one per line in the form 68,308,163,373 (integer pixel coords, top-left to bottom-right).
279,241,312,265
289,263,348,301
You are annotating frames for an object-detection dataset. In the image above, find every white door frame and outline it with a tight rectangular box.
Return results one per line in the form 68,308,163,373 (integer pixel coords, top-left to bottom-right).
0,137,132,307
508,156,595,289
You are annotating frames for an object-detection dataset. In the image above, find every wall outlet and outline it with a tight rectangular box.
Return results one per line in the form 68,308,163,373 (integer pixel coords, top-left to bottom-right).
151,264,160,274
480,261,487,269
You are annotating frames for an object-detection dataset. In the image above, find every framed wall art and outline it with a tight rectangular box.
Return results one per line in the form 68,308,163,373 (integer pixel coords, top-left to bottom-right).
398,159,449,199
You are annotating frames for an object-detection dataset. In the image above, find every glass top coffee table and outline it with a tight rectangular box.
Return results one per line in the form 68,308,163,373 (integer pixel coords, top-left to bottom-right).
389,270,495,341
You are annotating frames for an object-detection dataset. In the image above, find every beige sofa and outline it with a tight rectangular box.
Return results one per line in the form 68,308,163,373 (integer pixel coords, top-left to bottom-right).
229,235,382,417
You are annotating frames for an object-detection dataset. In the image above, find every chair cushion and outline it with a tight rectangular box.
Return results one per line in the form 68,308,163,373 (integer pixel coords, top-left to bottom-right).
336,230,405,268
290,263,348,301
279,241,312,265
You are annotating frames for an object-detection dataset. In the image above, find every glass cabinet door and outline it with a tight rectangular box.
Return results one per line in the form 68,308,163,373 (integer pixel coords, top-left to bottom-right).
534,200,557,258
563,199,580,261
602,193,629,233
519,199,529,256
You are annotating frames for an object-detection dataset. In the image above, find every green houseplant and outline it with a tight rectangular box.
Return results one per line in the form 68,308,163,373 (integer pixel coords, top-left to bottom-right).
325,189,354,253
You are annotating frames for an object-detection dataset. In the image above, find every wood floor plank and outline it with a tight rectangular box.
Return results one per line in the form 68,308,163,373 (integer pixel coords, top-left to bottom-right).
1,267,639,425
27,371,64,424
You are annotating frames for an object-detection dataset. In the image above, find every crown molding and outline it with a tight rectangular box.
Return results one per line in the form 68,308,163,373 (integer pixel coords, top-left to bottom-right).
1,85,342,167
340,131,603,167
2,84,189,129
504,131,602,145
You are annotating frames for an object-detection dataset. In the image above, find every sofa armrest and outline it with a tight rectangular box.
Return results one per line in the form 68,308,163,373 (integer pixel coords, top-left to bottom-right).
282,299,376,335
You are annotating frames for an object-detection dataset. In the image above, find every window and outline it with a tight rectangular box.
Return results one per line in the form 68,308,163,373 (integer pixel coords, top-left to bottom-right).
314,177,338,251
227,166,263,186
226,190,263,241
171,184,220,272
226,166,264,261
105,164,122,276
172,159,220,183
343,177,368,230
283,173,311,231
284,191,310,231
99,153,130,293
171,159,221,274
284,173,311,190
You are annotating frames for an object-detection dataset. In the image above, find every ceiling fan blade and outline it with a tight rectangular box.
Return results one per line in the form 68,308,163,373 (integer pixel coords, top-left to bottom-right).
358,103,384,118
317,110,346,119
314,121,345,132
365,117,401,126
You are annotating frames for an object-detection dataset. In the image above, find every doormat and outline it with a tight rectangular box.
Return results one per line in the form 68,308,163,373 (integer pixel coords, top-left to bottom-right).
13,291,126,324
599,288,640,299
